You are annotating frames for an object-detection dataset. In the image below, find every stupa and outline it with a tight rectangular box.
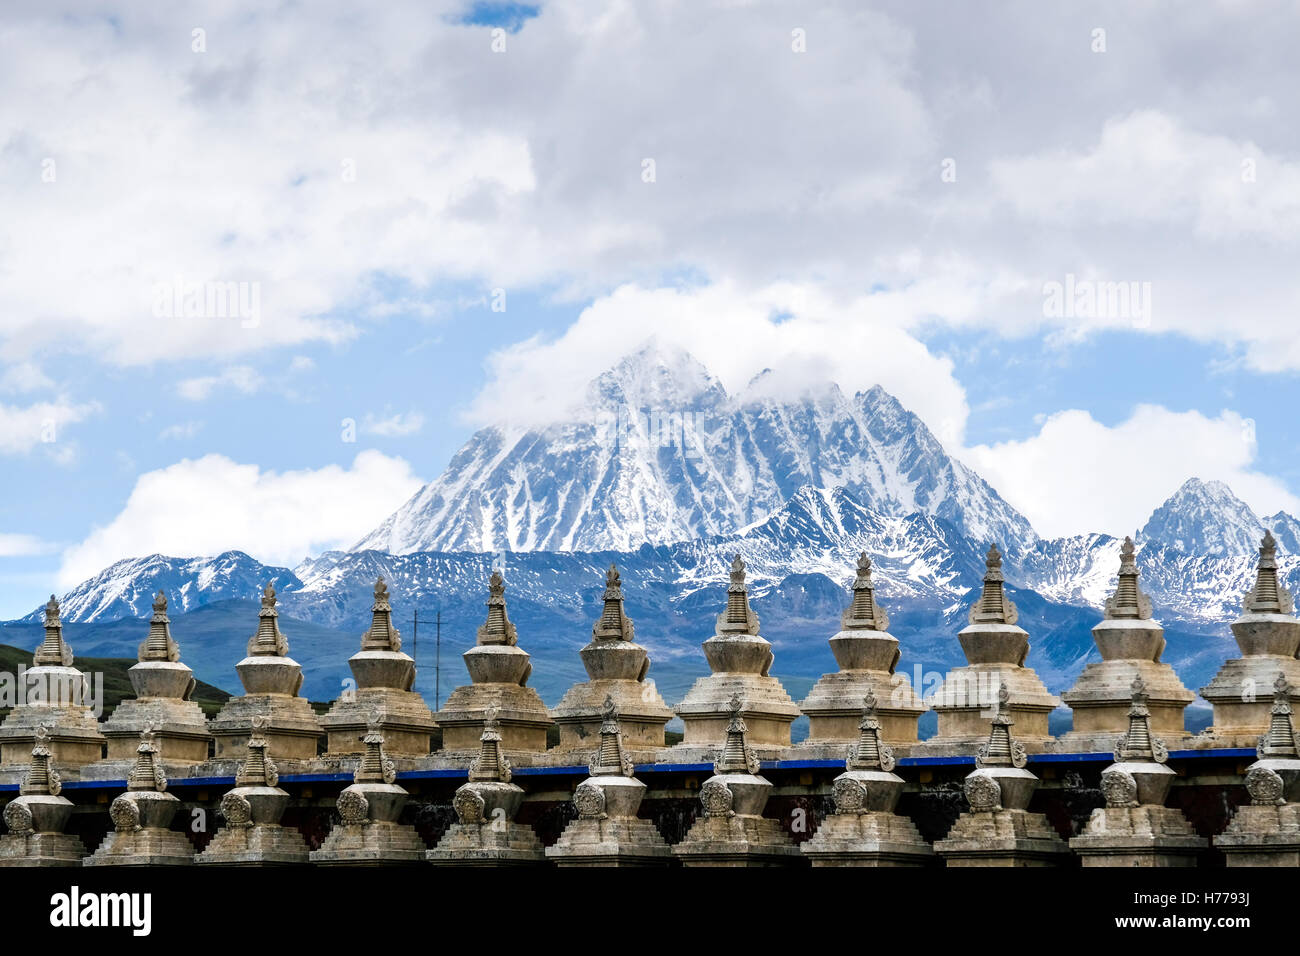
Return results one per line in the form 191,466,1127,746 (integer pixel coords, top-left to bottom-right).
310,712,427,865
84,726,195,866
1070,678,1207,866
210,583,323,762
0,727,88,866
0,595,105,766
434,571,554,752
934,684,1070,866
1200,531,1300,744
196,716,311,865
1061,539,1193,749
800,553,926,746
925,545,1059,751
675,556,801,748
799,692,934,866
102,591,212,763
320,577,436,756
546,696,672,866
427,707,547,865
550,565,674,749
672,695,803,867
1215,674,1300,865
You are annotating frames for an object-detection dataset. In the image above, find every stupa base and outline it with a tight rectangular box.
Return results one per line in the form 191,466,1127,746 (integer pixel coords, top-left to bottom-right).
800,811,935,866
427,822,547,865
0,707,105,768
1215,804,1300,865
1200,656,1300,739
1070,806,1206,866
435,683,554,753
672,815,803,867
676,674,800,748
104,697,212,762
550,679,673,750
800,670,925,745
310,822,427,865
196,824,312,865
0,832,87,866
85,828,195,866
546,817,672,866
320,688,436,757
210,695,322,761
935,809,1070,867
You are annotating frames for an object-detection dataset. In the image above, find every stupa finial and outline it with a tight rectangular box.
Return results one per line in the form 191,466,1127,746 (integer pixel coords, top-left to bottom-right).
1104,537,1154,620
477,570,518,646
34,593,73,667
716,554,761,636
588,695,636,777
592,563,635,642
467,706,512,783
1259,673,1300,758
138,590,181,663
842,552,890,631
353,710,397,785
235,715,279,787
1243,530,1294,614
969,544,1019,626
846,691,896,772
1114,677,1168,764
127,724,168,793
19,725,62,797
247,581,290,656
360,576,402,652
713,694,761,775
975,683,1027,770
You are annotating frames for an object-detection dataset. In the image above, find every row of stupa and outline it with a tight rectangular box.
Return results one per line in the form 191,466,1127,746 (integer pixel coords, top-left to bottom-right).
1,530,1296,773
4,670,1298,866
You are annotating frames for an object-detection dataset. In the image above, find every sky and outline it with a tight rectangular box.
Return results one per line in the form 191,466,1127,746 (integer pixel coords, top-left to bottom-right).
2,0,1300,617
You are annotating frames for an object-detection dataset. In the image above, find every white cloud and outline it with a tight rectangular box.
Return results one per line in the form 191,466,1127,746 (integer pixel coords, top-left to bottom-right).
0,362,53,393
964,406,1300,539
158,421,203,441
468,281,972,445
362,410,425,438
58,451,424,587
0,399,99,455
176,366,261,401
0,533,57,558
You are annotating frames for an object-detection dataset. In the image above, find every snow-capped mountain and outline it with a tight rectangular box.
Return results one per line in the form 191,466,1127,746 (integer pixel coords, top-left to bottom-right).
1139,478,1271,557
26,552,302,624
354,343,1038,555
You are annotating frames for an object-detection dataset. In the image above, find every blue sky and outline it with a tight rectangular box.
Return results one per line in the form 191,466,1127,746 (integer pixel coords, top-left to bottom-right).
2,1,1299,617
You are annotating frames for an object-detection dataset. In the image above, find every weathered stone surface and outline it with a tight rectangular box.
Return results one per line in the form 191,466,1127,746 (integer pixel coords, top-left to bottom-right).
675,556,800,749
434,572,553,753
800,554,926,746
0,726,88,867
85,727,194,866
320,578,436,756
211,584,323,762
923,547,1059,752
551,565,674,750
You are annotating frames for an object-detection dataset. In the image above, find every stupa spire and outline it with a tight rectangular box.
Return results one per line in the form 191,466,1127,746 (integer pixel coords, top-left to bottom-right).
138,591,181,662
127,725,167,793
360,576,402,652
247,582,290,656
33,594,73,667
969,544,1019,626
235,715,279,787
1114,677,1168,763
1105,537,1154,620
1259,673,1300,758
592,564,634,642
1244,531,1293,614
842,552,889,631
975,684,1027,770
467,707,512,783
20,725,61,797
716,554,760,636
846,691,896,772
588,695,635,777
714,695,761,775
354,710,397,785
477,571,519,646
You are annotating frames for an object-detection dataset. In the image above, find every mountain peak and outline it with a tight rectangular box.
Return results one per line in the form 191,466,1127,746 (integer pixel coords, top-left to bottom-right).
584,340,725,411
1140,477,1266,557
